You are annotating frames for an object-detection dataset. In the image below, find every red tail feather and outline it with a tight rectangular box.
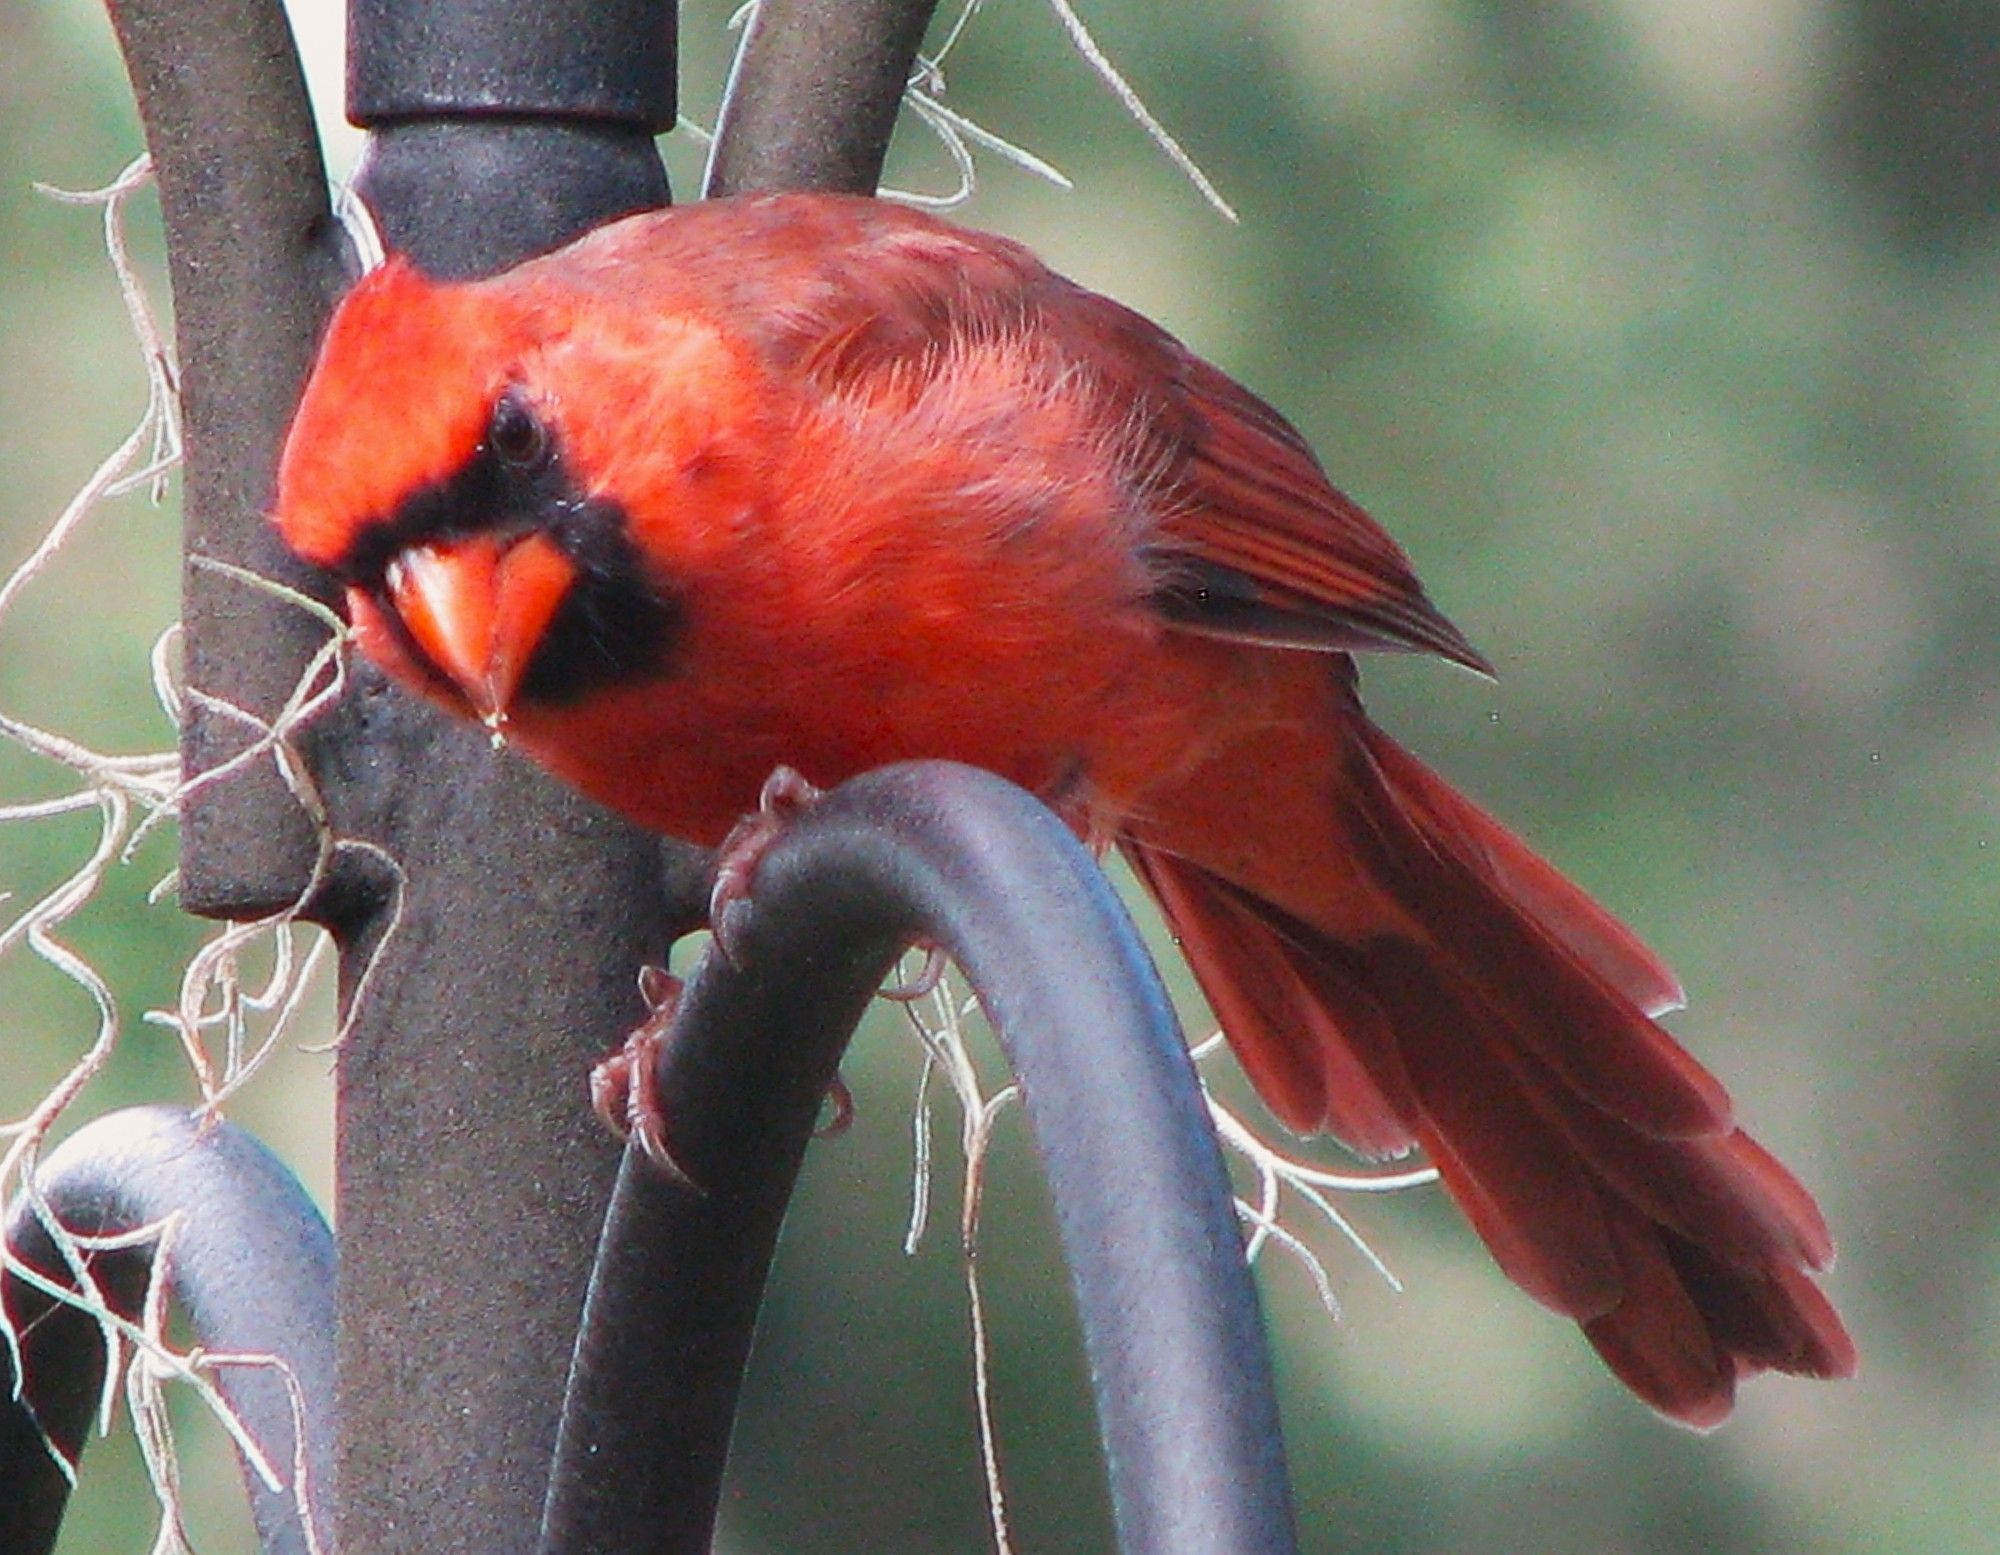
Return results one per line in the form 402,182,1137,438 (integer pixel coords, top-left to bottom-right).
1121,698,1853,1427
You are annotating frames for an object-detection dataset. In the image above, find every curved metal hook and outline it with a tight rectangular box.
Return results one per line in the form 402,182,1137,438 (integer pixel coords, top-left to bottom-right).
541,762,1300,1555
1,1106,336,1555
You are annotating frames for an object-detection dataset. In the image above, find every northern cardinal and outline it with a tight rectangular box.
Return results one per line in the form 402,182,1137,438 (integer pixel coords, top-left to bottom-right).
274,191,1853,1425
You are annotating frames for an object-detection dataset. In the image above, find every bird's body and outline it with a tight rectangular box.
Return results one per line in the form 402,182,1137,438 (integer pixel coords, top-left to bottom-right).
276,191,1853,1425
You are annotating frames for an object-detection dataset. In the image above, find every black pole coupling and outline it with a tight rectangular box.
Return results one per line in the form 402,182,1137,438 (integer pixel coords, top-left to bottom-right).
348,0,678,126
347,0,680,278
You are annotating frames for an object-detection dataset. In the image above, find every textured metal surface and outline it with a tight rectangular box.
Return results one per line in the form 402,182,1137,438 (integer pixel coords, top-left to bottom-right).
349,0,677,128
704,0,942,196
0,1107,336,1555
541,765,1301,1555
321,21,700,1548
105,0,349,919
350,119,674,278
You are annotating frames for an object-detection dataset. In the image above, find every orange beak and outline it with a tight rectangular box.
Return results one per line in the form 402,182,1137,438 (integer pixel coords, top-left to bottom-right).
372,532,577,730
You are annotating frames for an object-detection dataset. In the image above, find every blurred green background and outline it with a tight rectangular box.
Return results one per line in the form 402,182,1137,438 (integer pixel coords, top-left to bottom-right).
3,0,1993,1550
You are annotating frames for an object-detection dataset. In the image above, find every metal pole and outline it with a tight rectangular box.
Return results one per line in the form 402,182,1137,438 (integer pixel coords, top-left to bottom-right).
325,6,689,1552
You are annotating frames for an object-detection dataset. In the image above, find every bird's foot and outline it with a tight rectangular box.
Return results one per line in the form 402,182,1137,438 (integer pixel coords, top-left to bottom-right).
709,765,824,965
590,965,701,1189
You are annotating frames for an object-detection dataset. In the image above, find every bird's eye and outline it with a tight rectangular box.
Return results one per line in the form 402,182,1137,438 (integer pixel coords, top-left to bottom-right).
488,391,550,470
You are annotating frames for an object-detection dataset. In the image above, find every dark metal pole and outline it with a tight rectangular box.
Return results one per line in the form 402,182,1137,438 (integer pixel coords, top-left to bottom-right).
323,7,693,1554
103,0,349,918
1,1107,336,1555
91,1,677,1549
705,0,942,196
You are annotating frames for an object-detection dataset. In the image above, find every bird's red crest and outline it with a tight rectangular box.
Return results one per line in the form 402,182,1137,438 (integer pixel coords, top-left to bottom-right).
275,255,536,569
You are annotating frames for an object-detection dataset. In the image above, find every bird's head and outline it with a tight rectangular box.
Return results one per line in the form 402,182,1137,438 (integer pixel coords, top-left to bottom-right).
274,251,762,739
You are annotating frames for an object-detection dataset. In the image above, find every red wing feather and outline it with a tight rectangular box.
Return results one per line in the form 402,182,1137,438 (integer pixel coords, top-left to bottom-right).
1162,354,1493,672
673,199,1494,677
1037,282,1492,672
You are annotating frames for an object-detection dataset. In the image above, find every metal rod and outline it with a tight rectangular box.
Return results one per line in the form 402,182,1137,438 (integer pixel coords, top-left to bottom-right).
103,0,350,918
705,0,943,196
325,8,694,1552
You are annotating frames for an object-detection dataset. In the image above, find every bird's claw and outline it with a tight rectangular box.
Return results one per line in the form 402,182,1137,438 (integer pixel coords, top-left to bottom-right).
590,966,702,1190
879,941,950,1003
636,962,679,1012
818,1072,856,1138
708,765,824,965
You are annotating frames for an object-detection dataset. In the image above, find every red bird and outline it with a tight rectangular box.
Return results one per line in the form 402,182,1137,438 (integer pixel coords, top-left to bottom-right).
274,192,1853,1426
